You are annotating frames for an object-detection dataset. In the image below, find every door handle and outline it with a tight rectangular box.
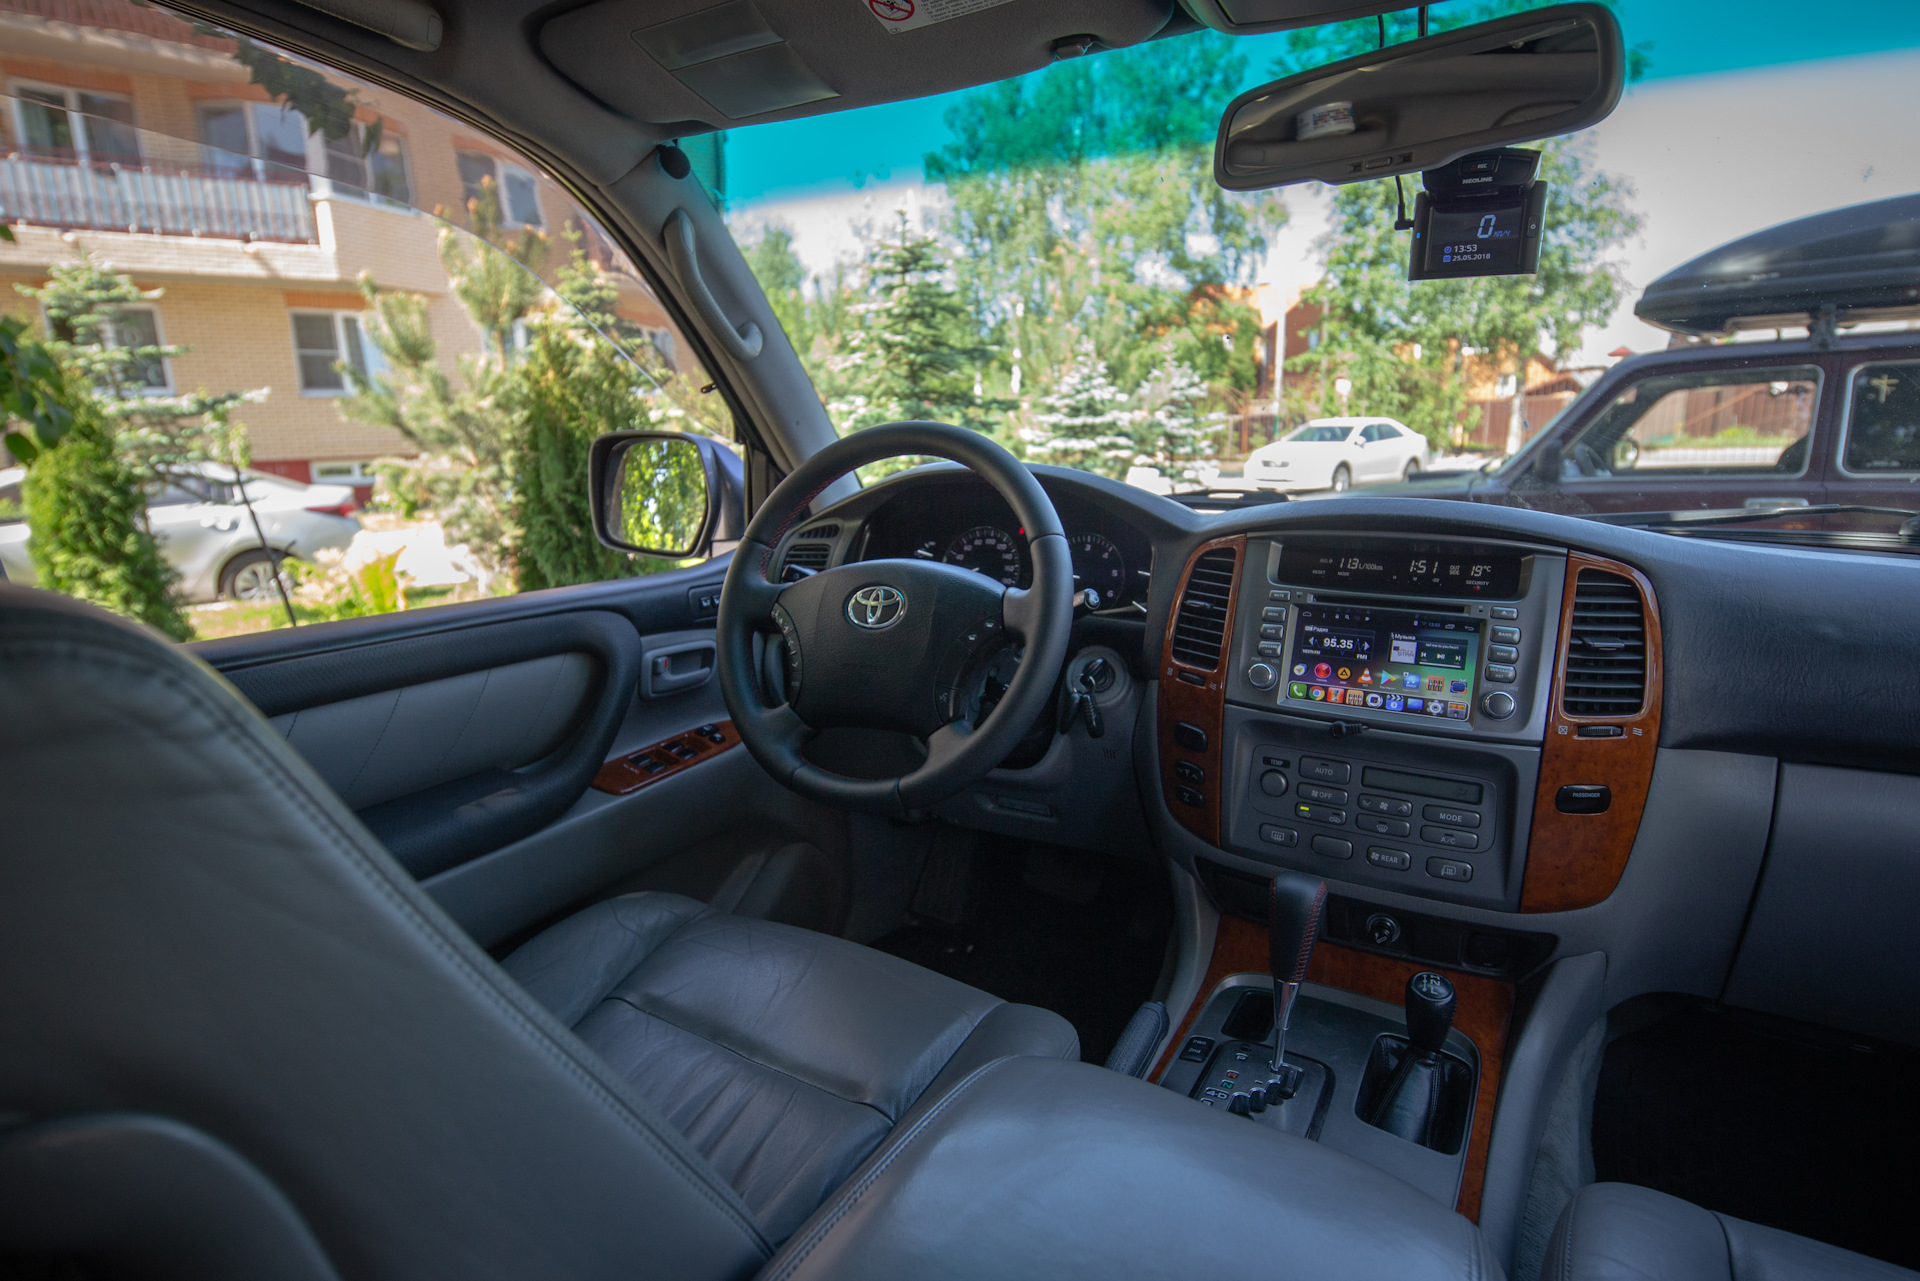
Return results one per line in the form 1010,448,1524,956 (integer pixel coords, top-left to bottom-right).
643,638,716,698
664,209,762,361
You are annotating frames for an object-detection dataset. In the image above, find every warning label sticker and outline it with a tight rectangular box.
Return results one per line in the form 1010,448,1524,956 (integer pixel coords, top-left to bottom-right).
865,0,1016,34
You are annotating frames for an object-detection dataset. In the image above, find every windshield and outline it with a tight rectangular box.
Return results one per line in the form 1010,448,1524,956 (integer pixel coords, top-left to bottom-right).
1284,425,1356,443
723,0,1920,545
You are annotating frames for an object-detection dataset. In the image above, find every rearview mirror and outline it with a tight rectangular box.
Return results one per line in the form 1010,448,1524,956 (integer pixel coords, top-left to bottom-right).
1213,3,1624,191
588,431,744,559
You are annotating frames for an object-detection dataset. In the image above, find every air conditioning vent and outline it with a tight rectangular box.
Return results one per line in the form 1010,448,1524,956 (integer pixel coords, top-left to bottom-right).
1562,568,1647,716
1170,547,1238,670
796,523,840,540
781,542,831,580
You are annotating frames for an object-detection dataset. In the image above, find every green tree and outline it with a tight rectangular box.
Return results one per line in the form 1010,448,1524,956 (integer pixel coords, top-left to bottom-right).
509,247,665,591
1131,347,1226,484
927,30,1285,409
834,213,996,433
20,258,260,503
1290,137,1640,450
1021,341,1139,478
1,324,189,639
344,187,549,581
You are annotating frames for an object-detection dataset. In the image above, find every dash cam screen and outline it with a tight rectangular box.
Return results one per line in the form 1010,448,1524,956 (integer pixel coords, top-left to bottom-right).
1424,203,1526,276
1285,604,1480,722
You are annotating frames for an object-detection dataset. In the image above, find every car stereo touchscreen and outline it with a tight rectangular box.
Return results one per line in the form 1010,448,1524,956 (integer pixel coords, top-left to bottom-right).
1285,604,1481,722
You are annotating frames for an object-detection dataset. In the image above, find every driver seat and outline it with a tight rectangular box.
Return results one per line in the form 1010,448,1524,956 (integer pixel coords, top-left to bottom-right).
0,585,1077,1275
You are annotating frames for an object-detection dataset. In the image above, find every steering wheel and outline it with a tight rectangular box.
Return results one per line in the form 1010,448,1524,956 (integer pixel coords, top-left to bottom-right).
715,422,1074,816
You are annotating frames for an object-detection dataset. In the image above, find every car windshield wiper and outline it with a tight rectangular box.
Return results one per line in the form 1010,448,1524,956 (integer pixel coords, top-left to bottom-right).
1595,503,1920,531
1592,504,1920,548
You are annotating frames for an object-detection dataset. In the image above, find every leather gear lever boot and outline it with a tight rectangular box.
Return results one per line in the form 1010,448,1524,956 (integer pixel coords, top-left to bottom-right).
1368,971,1460,1148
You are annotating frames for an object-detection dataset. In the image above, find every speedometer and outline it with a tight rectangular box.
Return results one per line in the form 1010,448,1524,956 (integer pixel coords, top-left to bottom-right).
944,526,1026,585
1068,532,1127,605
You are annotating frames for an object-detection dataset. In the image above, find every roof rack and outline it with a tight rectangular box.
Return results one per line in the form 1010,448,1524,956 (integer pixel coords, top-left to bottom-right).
1635,193,1920,339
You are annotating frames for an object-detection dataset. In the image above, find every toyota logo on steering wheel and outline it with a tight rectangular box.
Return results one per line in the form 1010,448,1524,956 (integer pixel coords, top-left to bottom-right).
847,584,906,630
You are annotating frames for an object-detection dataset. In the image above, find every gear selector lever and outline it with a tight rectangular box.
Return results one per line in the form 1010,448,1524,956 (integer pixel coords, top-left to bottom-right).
1267,871,1328,1092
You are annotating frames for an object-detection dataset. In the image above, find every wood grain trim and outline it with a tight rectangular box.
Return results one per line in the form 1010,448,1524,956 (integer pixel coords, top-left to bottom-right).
1519,553,1663,913
591,719,739,796
1156,535,1247,846
1151,914,1514,1221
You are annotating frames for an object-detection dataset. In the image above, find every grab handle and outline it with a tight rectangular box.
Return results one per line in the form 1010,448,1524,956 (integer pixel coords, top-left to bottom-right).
664,208,762,361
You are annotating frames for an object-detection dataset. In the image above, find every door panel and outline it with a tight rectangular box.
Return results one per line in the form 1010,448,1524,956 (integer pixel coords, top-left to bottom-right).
215,610,641,878
266,652,595,811
192,554,839,943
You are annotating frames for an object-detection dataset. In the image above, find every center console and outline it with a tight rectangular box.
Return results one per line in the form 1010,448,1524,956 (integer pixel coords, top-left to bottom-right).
1163,532,1566,912
1154,527,1662,1221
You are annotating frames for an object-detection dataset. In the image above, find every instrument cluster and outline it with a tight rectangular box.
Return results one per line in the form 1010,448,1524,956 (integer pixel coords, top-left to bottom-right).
855,482,1152,611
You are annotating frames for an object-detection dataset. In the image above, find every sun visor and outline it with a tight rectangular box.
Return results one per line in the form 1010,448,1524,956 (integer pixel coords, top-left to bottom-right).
540,0,1173,129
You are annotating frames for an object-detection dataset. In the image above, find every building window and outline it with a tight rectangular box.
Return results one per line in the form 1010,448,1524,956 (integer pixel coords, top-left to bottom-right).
455,150,543,228
49,304,169,391
196,101,309,177
311,460,379,485
197,104,410,206
320,123,412,206
11,84,141,164
291,311,378,395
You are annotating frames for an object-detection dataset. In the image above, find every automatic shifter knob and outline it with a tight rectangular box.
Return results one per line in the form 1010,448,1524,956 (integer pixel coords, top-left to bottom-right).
1267,871,1328,1075
1405,971,1457,1058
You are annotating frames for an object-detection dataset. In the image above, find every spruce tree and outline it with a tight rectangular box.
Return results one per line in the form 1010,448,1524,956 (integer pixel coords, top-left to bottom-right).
1133,349,1224,485
1021,341,1140,479
509,247,664,591
2,332,190,640
836,214,994,432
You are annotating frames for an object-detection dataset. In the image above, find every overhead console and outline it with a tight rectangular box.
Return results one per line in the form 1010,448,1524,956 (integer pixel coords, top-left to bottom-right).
1159,531,1662,917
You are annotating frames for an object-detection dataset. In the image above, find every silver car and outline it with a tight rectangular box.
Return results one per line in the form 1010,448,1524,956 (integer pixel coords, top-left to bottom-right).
0,462,360,602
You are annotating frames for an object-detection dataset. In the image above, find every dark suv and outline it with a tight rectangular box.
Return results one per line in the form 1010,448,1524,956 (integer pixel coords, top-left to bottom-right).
1398,334,1920,519
1389,194,1920,524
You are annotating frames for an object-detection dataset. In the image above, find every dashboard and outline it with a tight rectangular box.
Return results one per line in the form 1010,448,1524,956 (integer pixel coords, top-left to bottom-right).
853,482,1154,611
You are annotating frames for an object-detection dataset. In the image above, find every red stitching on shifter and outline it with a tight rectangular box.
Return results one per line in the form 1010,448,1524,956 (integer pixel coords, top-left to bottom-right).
1291,882,1327,983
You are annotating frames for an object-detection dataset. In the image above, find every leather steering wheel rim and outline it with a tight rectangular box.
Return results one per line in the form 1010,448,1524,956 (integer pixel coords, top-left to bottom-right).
715,422,1074,816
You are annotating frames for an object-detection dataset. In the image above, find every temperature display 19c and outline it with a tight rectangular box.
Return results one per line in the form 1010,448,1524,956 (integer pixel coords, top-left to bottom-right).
1277,541,1522,599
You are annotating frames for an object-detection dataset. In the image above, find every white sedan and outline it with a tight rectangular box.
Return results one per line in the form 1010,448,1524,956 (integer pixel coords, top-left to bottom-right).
0,462,360,603
1243,417,1430,493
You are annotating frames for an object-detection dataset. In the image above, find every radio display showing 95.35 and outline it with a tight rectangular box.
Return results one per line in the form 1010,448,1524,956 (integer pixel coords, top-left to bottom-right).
1277,543,1521,598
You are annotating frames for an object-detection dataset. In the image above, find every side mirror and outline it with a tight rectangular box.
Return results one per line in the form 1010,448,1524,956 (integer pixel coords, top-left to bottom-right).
588,431,744,559
1214,3,1624,192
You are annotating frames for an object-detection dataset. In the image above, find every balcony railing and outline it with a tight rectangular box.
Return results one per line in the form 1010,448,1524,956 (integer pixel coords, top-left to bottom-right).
0,152,317,244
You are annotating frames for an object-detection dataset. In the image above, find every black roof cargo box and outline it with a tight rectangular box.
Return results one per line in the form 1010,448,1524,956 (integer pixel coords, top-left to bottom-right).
1636,193,1920,337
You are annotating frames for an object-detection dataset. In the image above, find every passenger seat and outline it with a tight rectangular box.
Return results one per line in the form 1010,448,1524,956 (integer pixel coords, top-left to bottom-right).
1544,1183,1917,1280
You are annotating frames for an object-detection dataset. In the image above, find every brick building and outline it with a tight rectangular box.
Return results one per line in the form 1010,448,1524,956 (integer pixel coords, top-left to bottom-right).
0,0,715,497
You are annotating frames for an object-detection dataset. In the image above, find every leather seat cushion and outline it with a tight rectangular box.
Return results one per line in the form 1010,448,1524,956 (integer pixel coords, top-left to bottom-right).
760,1055,1501,1281
504,893,1079,1243
1543,1183,1918,1281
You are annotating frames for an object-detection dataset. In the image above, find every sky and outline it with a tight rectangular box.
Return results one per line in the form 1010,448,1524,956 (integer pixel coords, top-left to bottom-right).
720,0,1920,364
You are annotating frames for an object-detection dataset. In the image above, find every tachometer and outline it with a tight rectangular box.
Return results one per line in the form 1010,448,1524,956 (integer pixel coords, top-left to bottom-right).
1068,532,1127,605
944,526,1026,585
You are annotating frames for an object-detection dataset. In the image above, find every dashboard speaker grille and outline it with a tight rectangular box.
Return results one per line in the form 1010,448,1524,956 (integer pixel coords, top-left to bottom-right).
1170,546,1238,670
781,542,831,579
1563,568,1647,716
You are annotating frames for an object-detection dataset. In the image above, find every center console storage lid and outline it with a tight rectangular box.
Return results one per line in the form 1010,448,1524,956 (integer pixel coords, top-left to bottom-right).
761,1055,1494,1281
